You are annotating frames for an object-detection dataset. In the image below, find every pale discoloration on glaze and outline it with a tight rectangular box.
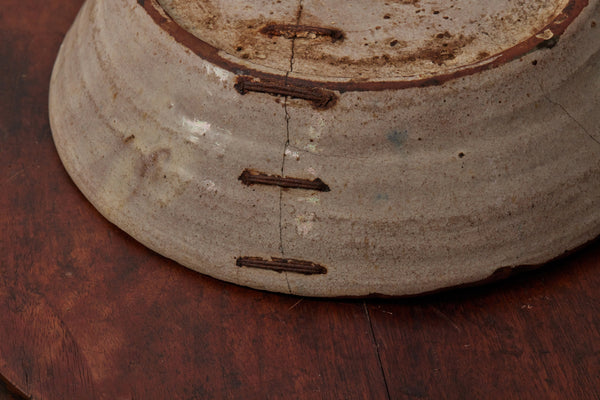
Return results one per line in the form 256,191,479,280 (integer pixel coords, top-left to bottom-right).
50,0,600,296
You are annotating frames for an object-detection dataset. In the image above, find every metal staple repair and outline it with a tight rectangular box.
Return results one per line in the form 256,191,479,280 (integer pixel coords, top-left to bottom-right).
236,257,327,275
239,169,331,192
259,24,345,42
234,76,338,110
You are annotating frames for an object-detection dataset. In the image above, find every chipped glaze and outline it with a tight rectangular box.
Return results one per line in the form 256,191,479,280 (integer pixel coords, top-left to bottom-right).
50,0,600,296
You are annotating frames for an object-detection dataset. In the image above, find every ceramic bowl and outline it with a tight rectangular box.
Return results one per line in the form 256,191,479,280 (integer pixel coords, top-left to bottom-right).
49,0,600,296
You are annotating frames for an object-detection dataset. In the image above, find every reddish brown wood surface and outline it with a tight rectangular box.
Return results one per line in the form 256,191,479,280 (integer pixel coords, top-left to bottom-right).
0,380,21,400
1,1,599,399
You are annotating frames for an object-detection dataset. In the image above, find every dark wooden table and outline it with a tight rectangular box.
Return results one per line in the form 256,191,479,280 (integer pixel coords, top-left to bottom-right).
2,1,599,399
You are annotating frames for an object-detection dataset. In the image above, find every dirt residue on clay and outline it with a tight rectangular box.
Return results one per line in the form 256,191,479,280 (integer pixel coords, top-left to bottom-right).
232,18,291,60
418,31,476,65
297,31,476,68
138,148,172,180
387,0,421,5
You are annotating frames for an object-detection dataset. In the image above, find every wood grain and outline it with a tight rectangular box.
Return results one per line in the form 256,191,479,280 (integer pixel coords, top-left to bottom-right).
0,378,25,400
1,1,599,399
367,244,600,399
1,5,386,400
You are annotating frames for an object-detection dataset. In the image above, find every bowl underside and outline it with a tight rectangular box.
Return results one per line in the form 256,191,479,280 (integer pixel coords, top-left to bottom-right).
49,0,600,296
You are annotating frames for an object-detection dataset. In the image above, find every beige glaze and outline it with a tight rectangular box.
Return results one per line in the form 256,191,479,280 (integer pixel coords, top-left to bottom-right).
50,0,600,296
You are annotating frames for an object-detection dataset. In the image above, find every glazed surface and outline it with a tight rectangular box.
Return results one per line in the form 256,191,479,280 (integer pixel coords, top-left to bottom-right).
50,0,600,296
